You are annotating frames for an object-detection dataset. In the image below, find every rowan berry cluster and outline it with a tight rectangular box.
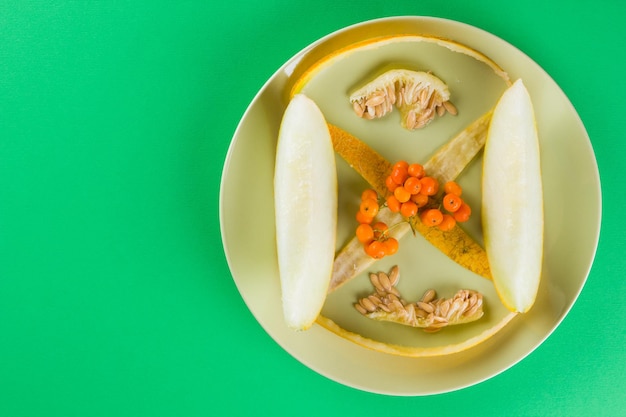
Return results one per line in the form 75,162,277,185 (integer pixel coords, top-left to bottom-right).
355,160,472,259
355,189,399,259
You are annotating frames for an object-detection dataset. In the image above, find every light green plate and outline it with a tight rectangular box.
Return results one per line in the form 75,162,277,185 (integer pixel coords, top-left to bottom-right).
219,16,601,395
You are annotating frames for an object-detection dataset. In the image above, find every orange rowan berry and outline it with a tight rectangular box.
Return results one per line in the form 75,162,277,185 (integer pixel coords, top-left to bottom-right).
356,211,374,224
356,223,374,243
361,189,378,202
372,222,389,239
359,198,379,218
453,202,471,223
420,208,444,227
390,166,409,185
408,163,425,178
400,201,418,218
383,237,399,256
438,214,456,231
443,193,463,213
386,195,401,213
385,175,399,193
419,176,439,196
403,176,422,195
393,186,411,203
411,193,429,208
393,160,409,170
365,240,386,259
444,181,463,196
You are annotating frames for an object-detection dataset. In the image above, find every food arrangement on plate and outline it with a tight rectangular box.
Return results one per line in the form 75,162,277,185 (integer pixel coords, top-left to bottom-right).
274,34,543,356
220,16,600,394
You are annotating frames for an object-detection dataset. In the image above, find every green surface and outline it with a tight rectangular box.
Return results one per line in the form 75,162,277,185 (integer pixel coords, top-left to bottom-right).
0,1,624,416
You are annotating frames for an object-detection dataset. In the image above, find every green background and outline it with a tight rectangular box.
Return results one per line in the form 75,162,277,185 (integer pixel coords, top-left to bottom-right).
1,1,624,416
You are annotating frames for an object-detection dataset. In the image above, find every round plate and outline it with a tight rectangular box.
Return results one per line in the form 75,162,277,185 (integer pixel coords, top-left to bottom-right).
219,16,601,395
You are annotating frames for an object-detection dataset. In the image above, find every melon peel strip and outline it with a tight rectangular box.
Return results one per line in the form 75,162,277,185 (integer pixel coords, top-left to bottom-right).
289,34,511,99
316,312,517,358
328,110,494,293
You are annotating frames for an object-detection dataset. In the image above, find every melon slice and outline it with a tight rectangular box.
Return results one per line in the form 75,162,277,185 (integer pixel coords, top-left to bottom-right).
274,94,337,330
482,79,544,313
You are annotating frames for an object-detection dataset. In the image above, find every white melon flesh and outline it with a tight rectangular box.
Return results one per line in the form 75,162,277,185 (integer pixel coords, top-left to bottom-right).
482,79,544,313
274,94,337,330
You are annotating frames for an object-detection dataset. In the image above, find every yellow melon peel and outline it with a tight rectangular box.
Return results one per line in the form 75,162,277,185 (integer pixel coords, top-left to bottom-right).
288,34,511,99
316,312,517,358
328,111,493,293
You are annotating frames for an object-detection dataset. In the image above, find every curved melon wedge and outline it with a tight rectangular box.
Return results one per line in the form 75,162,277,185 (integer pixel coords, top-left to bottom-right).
274,94,338,330
482,79,544,313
